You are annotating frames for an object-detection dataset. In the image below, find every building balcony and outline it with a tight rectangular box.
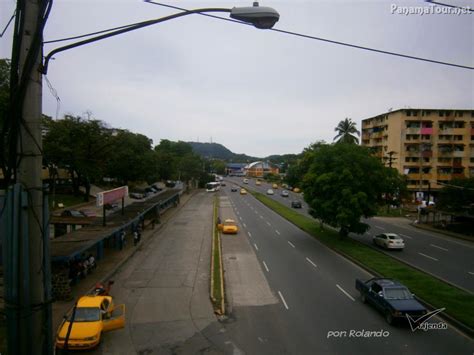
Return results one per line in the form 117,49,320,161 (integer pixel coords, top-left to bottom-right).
437,173,452,180
421,150,433,157
452,128,467,135
452,173,465,179
452,151,466,158
405,151,420,157
420,127,433,135
405,128,420,134
438,128,453,134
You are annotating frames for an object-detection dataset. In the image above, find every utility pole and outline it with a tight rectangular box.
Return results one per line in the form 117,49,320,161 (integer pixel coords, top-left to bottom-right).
6,1,51,354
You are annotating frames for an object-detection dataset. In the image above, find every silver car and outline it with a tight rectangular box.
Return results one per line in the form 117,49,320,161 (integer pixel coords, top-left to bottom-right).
266,189,274,195
373,233,405,250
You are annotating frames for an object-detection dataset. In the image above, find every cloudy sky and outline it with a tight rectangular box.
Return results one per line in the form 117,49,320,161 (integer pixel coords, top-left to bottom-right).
1,0,473,157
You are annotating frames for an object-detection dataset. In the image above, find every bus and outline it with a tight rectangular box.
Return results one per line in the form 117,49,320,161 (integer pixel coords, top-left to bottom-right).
206,182,221,192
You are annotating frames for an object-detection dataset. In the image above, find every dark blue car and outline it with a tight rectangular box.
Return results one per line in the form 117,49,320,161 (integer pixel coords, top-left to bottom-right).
356,278,427,325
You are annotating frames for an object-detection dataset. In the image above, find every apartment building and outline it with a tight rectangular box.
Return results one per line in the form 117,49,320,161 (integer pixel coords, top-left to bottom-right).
361,108,474,199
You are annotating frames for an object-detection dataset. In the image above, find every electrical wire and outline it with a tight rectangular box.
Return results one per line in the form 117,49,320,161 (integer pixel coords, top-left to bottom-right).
145,1,473,70
425,0,474,12
0,10,16,38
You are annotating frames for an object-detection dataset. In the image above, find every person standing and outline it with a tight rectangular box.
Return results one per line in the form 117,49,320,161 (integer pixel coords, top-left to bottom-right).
133,230,139,246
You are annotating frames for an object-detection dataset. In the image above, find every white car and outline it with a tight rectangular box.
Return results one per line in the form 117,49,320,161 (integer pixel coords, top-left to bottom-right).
373,233,405,250
243,178,249,184
281,190,289,197
266,189,274,195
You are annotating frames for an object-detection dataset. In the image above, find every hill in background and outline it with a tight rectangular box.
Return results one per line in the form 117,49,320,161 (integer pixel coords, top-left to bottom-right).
187,142,259,163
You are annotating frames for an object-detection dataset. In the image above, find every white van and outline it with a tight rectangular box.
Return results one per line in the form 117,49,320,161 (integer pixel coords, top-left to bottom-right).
243,178,249,184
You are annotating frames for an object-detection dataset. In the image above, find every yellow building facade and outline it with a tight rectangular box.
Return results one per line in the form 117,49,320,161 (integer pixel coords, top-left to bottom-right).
361,109,474,197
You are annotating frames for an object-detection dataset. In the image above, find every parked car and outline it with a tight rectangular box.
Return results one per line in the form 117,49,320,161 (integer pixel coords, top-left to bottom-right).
151,184,163,191
266,189,274,195
129,192,144,199
293,187,301,193
373,233,405,250
272,183,278,189
291,201,302,208
61,210,85,218
281,190,289,197
165,180,176,188
221,219,239,234
355,278,427,325
240,188,247,195
55,295,125,350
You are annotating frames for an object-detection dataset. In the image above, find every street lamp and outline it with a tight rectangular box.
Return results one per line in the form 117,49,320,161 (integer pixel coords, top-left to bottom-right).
41,2,280,74
5,2,280,355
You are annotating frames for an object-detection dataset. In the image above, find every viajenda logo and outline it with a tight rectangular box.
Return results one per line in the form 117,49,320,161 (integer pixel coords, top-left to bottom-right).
406,308,448,332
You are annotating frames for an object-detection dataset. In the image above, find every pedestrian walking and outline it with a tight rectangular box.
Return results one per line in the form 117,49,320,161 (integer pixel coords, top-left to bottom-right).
133,230,139,246
120,230,126,250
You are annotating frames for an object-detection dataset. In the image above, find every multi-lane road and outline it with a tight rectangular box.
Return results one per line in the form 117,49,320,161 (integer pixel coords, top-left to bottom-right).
226,177,474,293
219,181,473,353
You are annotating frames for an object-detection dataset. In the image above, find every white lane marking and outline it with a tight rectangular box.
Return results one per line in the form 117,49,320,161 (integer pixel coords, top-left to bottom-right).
469,272,474,276
243,223,247,228
263,261,270,272
247,231,252,238
239,216,243,221
260,215,264,219
336,284,355,302
399,233,412,239
306,257,317,268
288,241,295,248
266,221,271,226
418,252,438,261
278,291,289,310
275,230,280,235
254,243,259,251
374,226,385,230
430,244,449,252
236,211,239,215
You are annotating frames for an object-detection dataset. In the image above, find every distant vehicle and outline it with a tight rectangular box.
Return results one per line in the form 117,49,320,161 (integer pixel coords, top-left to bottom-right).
165,180,176,188
129,192,144,199
243,178,249,184
222,219,239,234
61,210,85,218
206,182,221,192
266,189,274,195
282,184,288,188
151,184,163,192
231,186,238,192
355,278,427,325
281,190,289,197
240,188,247,195
291,201,302,208
256,180,261,186
293,187,301,193
145,186,157,194
272,183,278,189
55,294,125,350
220,181,226,186
373,233,405,250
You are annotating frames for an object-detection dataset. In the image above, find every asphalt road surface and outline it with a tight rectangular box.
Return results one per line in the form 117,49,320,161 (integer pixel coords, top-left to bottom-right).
220,183,473,354
227,177,474,293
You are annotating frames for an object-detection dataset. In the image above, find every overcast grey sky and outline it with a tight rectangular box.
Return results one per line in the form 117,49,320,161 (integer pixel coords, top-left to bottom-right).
1,0,473,157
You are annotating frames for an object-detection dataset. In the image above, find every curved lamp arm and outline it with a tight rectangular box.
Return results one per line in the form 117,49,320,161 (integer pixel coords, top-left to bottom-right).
41,8,231,74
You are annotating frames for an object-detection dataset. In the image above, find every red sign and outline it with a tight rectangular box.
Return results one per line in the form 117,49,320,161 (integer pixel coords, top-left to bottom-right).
96,186,128,207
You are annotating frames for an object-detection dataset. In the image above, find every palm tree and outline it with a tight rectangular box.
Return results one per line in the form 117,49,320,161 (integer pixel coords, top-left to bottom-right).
333,118,360,144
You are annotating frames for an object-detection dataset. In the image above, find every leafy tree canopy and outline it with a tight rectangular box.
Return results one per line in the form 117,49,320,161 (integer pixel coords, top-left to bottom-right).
333,118,360,144
437,178,474,215
301,143,403,237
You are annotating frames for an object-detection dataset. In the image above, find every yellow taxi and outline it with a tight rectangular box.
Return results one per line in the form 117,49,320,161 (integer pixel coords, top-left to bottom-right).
240,188,247,195
222,219,239,234
55,295,125,350
293,187,301,193
272,183,278,189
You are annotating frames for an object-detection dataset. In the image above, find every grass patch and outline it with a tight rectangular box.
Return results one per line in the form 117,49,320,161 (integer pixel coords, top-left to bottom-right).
211,196,224,312
48,194,86,210
252,191,474,330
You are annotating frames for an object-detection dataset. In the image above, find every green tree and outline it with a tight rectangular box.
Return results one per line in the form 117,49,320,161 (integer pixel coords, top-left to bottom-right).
43,115,111,200
437,178,474,214
106,130,156,185
333,118,360,144
210,159,226,175
301,143,399,237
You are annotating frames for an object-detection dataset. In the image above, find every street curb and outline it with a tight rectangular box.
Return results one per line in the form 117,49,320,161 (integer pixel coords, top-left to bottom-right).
241,185,474,339
410,222,474,243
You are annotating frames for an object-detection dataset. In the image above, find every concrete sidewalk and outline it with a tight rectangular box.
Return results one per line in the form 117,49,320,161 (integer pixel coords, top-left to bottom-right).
51,190,196,338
